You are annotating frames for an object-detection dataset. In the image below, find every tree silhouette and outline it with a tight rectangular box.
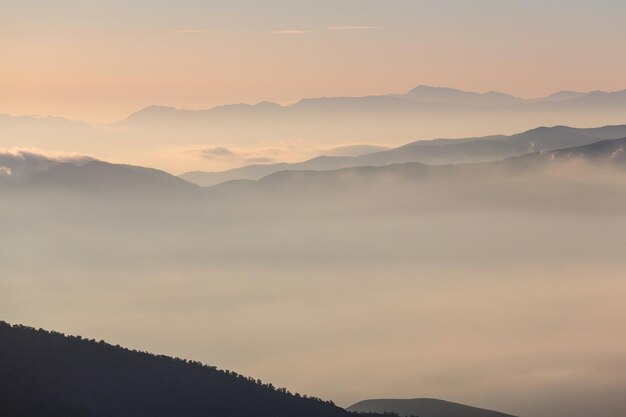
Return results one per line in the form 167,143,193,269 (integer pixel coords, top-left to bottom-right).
0,321,396,417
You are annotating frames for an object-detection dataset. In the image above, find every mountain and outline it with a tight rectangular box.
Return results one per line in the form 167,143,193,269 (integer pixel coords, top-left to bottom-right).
0,151,198,196
125,85,626,127
564,89,626,107
347,399,516,417
397,85,522,106
181,125,626,187
113,85,626,157
207,137,626,201
121,101,285,126
4,134,624,198
182,156,353,188
537,90,587,102
0,321,355,417
0,114,94,132
523,136,626,164
118,87,626,129
6,86,626,174
364,124,626,165
0,114,104,151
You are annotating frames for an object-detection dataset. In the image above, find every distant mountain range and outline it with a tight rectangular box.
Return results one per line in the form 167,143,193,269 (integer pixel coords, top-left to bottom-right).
181,125,626,186
3,127,625,199
107,85,626,156
121,85,626,127
0,321,358,417
203,136,626,201
4,85,626,173
348,398,516,417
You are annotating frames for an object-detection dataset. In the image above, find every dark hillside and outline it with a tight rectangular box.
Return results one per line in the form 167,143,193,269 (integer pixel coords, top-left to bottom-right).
0,321,351,417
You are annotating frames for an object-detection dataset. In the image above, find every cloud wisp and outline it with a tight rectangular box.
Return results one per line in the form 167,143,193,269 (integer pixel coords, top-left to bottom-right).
327,26,383,31
0,148,94,163
185,142,393,167
170,29,208,34
186,146,281,165
270,27,382,35
271,30,312,35
318,144,390,157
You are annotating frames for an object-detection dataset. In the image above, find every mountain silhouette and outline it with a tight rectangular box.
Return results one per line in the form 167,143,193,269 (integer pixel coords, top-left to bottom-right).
348,398,516,417
0,152,198,196
181,124,626,186
207,137,626,199
519,136,626,165
120,86,626,128
0,321,359,417
397,85,521,105
120,86,626,127
6,86,626,166
112,85,626,153
4,134,625,199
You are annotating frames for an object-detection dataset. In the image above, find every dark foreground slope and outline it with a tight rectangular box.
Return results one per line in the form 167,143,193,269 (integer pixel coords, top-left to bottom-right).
0,322,350,417
348,399,516,417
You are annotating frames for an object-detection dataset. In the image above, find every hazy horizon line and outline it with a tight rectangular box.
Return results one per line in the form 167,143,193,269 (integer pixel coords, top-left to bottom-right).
4,84,626,125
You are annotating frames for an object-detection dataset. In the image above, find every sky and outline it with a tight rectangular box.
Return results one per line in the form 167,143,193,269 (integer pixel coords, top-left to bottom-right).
2,0,626,122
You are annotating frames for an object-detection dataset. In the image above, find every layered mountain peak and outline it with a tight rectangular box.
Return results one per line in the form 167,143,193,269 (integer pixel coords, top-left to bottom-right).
401,85,521,105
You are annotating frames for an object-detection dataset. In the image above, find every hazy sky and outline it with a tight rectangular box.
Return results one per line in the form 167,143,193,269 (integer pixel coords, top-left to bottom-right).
2,0,626,122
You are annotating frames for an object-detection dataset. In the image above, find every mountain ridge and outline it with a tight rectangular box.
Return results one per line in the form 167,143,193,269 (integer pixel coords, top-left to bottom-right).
205,137,626,200
347,398,517,417
121,86,626,123
0,321,353,417
181,124,626,187
0,152,198,196
3,134,625,199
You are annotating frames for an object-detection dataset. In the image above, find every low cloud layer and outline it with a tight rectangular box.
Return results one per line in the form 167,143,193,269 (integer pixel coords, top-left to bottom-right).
0,148,94,178
4,168,626,417
0,148,93,164
186,146,282,165
319,144,390,157
192,146,237,159
185,143,391,169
